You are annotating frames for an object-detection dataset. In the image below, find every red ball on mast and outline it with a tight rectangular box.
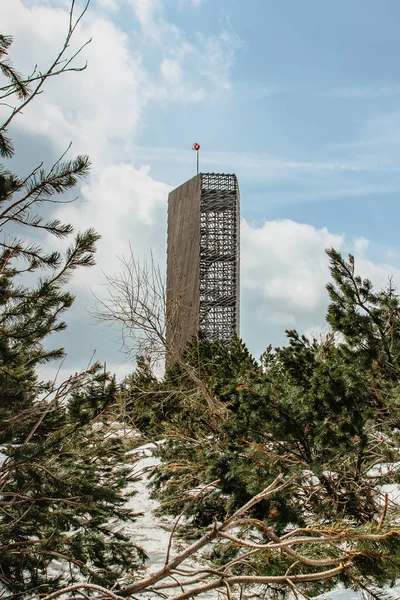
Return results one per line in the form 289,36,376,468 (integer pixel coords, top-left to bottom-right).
192,142,200,174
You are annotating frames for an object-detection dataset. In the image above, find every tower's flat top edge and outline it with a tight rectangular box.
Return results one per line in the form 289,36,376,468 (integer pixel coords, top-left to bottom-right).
170,173,238,193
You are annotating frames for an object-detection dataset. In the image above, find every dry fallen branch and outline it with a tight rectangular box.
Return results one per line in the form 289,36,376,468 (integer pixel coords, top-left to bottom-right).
39,472,398,600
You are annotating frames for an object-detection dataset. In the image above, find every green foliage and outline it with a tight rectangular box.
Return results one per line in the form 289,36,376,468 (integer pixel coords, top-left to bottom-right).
1,381,144,595
0,31,143,597
1,25,398,600
121,251,400,595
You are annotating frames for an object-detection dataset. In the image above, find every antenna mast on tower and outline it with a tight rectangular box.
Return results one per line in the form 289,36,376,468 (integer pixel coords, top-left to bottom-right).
192,142,200,174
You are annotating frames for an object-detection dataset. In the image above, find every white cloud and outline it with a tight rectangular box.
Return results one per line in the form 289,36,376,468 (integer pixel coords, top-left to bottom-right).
39,360,133,385
55,162,170,291
4,0,400,371
330,85,400,99
194,31,239,93
241,218,344,315
130,146,400,207
0,0,240,257
0,0,243,370
328,110,400,175
160,58,183,85
240,219,400,355
354,237,369,257
179,0,206,7
95,0,120,12
1,1,148,163
1,0,240,162
134,146,400,175
127,0,241,99
128,0,164,40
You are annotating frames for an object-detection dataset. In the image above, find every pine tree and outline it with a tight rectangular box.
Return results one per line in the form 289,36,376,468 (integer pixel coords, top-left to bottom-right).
123,251,400,597
0,23,144,598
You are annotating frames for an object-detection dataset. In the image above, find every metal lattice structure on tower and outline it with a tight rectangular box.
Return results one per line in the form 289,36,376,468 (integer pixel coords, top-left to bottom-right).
199,173,240,343
166,172,240,361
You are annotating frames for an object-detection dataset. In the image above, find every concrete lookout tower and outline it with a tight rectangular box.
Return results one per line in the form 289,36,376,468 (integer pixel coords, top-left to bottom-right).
166,173,240,361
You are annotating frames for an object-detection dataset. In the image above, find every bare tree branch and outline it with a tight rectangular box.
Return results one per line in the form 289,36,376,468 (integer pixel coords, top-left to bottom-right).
0,1,91,136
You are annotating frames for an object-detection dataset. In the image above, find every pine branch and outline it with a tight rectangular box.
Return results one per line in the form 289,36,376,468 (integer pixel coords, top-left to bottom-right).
0,59,30,100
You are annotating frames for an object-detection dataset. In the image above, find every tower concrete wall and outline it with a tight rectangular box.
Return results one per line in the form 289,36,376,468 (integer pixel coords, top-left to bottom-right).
166,173,240,362
166,174,202,360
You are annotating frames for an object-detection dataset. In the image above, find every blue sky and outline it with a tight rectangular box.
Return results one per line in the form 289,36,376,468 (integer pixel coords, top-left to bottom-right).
123,0,400,258
3,0,400,375
136,0,400,255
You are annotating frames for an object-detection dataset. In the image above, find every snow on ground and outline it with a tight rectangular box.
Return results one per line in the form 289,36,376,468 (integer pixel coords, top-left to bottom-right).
1,437,398,599
367,461,400,478
381,483,400,506
124,442,399,600
124,442,173,570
